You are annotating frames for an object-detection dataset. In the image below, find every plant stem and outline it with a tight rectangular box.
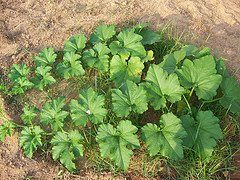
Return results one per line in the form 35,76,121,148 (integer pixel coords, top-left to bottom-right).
203,97,222,103
198,97,222,111
188,87,195,101
13,123,25,128
82,129,89,144
183,95,192,113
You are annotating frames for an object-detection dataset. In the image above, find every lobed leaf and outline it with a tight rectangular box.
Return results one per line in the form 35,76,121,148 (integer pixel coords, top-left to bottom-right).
135,28,161,45
56,52,85,79
96,120,140,171
181,111,223,159
82,43,111,72
142,113,186,160
8,64,30,82
9,78,34,95
40,97,69,131
64,33,86,53
143,64,185,110
109,29,146,59
220,76,240,115
177,55,222,100
19,126,44,158
20,105,38,125
0,121,15,142
34,47,57,67
90,24,116,44
8,64,34,94
32,66,56,90
110,55,144,87
69,88,107,126
51,130,84,172
112,80,148,117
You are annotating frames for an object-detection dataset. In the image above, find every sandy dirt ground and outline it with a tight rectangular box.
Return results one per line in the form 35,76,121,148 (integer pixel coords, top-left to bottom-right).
0,0,240,179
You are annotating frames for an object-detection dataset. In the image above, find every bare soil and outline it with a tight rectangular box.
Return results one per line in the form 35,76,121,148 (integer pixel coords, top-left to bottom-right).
0,0,240,179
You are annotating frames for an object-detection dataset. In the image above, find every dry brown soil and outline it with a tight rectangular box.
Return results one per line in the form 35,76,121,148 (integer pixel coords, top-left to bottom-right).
0,0,240,179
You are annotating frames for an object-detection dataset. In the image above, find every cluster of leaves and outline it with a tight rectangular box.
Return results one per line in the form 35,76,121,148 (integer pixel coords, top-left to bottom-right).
0,24,240,174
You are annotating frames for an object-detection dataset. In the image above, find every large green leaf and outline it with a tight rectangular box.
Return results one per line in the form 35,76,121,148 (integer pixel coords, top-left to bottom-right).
220,77,240,115
142,113,186,160
109,29,146,59
181,111,223,159
8,64,34,94
96,120,140,171
90,24,116,44
20,105,38,125
56,52,85,79
177,55,222,100
135,28,161,45
159,49,186,74
82,43,111,72
112,80,148,117
40,97,69,131
8,64,30,81
9,77,34,95
51,130,84,172
181,45,198,56
159,46,210,74
19,126,44,158
32,66,56,90
110,55,144,87
64,33,86,53
69,88,107,126
143,64,185,110
0,121,15,142
34,47,57,67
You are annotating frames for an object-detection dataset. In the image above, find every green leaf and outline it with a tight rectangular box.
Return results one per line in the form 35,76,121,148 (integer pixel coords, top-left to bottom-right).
56,52,85,79
8,64,34,95
40,97,69,131
0,121,15,142
20,105,38,125
9,78,34,95
159,49,186,74
51,130,84,172
141,50,154,62
195,47,211,59
32,66,56,90
112,81,148,117
8,64,30,82
110,55,144,87
143,64,185,110
64,33,86,53
82,43,111,72
9,85,24,95
220,77,240,115
8,64,34,94
34,48,57,67
19,126,44,158
90,24,116,44
69,88,107,126
181,111,223,159
135,28,161,45
0,83,5,92
159,54,177,74
142,113,186,160
216,58,230,78
182,45,198,56
8,64,33,95
109,29,146,58
177,55,222,100
174,49,187,63
96,120,140,171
